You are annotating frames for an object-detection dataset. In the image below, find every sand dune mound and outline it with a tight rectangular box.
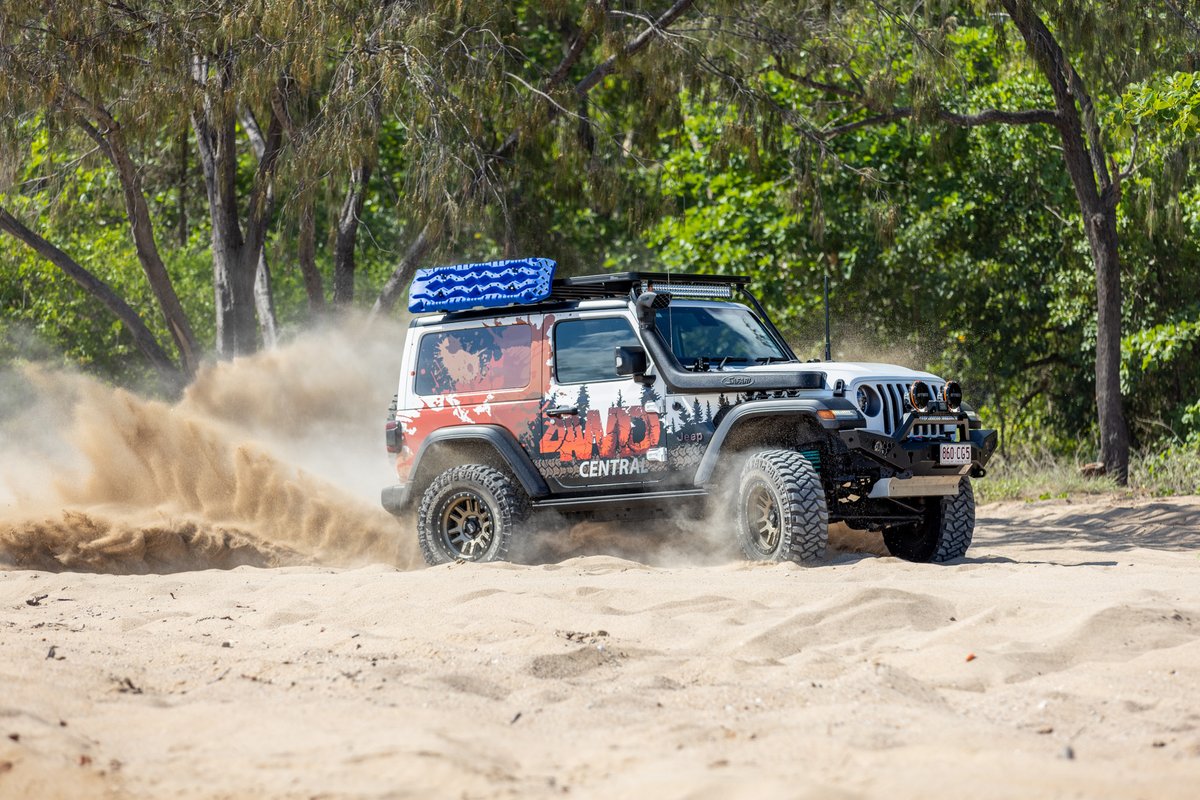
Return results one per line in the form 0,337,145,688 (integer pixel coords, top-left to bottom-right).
0,508,304,574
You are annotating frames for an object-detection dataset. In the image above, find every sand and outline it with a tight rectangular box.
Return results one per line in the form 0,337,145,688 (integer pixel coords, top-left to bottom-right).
2,495,1199,800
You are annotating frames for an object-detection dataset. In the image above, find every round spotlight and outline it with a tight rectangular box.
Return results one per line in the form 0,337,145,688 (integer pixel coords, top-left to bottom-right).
908,380,933,412
942,380,963,411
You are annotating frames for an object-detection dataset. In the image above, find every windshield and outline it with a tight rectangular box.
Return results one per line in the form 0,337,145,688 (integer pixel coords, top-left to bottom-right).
655,304,790,369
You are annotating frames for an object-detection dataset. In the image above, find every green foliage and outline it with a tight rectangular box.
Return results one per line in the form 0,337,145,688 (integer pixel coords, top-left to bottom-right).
975,444,1200,501
644,55,1104,448
639,12,1200,458
2,0,1200,490
1131,445,1200,496
1118,71,1200,146
1123,316,1200,373
974,450,1117,504
1121,311,1200,440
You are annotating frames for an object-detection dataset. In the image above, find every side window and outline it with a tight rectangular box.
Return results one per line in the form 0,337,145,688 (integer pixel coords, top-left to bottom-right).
554,317,640,384
415,324,532,396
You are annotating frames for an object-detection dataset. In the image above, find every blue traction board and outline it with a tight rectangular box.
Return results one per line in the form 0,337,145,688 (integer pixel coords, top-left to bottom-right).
408,257,557,313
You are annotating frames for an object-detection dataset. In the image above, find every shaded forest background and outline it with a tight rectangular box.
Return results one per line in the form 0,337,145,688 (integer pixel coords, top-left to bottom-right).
2,1,1199,483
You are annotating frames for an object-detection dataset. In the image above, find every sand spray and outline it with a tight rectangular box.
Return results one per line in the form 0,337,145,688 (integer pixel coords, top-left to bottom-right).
0,318,422,573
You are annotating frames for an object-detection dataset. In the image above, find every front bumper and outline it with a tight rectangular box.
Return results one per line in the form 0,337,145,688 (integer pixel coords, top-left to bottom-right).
838,414,998,481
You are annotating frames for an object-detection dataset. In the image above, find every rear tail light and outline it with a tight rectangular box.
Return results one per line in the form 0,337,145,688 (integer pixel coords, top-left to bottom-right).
385,421,402,453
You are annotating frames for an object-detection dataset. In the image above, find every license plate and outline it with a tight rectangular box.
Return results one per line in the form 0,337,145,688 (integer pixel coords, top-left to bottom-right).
939,443,972,465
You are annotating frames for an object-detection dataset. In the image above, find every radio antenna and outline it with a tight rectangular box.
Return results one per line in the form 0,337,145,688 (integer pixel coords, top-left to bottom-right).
823,272,832,361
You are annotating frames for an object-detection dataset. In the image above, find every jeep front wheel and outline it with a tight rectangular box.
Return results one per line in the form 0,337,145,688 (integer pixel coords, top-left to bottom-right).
882,478,975,563
417,465,527,565
735,450,828,564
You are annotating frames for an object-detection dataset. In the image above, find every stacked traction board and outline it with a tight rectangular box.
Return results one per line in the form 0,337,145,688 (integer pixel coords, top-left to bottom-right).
408,258,557,314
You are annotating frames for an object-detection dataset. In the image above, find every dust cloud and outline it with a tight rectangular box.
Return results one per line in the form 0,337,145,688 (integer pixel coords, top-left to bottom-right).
0,318,421,574
516,449,873,567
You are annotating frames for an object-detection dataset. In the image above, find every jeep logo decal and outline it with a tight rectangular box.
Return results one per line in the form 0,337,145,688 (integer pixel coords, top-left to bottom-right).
721,375,754,387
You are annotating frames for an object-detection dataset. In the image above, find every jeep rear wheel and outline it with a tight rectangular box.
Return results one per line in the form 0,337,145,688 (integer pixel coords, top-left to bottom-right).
883,478,975,563
417,465,527,565
735,450,828,564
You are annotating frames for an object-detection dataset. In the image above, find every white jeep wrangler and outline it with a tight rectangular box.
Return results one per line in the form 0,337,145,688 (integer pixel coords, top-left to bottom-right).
382,260,996,566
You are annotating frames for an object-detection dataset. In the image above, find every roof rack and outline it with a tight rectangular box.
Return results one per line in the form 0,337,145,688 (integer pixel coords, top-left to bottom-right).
409,258,752,314
550,271,748,301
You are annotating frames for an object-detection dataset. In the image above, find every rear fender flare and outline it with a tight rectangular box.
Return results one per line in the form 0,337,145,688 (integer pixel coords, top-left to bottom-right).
410,425,549,500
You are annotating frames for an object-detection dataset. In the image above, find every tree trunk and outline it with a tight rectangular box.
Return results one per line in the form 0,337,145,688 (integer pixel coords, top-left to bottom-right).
177,129,189,247
1088,208,1129,482
238,107,282,346
194,98,255,357
1002,0,1130,483
0,205,180,381
333,163,371,306
67,102,200,377
298,197,326,312
254,250,278,349
192,62,286,358
370,224,435,316
108,136,201,376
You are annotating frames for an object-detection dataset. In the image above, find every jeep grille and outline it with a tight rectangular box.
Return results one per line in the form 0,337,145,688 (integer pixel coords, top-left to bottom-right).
872,381,953,438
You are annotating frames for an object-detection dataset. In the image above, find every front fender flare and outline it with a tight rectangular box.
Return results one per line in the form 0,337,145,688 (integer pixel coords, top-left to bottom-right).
692,399,859,485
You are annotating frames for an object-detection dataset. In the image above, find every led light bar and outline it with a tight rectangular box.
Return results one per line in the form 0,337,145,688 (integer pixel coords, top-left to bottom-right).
408,257,556,313
642,281,734,299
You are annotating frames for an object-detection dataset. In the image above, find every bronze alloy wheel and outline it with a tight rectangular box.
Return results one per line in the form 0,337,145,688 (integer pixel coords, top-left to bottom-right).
417,464,526,565
439,491,495,560
744,479,782,556
733,450,828,564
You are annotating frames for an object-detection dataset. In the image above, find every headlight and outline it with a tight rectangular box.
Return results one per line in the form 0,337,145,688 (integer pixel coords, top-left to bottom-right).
855,386,880,416
908,380,932,412
941,380,963,411
859,386,878,417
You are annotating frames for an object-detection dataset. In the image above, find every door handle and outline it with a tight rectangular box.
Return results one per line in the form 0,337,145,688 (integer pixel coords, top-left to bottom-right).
547,406,579,416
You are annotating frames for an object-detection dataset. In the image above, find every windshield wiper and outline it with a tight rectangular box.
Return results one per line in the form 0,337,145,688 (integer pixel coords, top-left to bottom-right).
716,356,750,370
754,356,792,364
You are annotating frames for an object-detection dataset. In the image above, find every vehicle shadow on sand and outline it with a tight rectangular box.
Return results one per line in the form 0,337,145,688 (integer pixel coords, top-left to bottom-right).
512,517,740,567
509,498,1200,567
974,499,1200,554
512,518,896,567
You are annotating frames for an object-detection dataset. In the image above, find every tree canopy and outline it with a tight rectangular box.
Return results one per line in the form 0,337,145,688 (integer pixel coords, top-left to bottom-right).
3,1,1199,469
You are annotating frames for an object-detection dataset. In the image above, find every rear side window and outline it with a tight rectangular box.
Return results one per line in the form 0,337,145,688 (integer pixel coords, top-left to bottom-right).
554,317,640,384
415,324,532,396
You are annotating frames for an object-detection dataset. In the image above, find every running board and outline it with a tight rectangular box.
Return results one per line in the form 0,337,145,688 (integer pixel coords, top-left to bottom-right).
532,488,709,512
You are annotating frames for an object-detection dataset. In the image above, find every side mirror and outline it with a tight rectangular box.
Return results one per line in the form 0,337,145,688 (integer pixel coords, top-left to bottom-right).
615,345,649,380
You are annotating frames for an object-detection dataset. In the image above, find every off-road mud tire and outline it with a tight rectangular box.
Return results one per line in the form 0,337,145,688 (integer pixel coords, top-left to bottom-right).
734,450,828,564
417,464,527,565
883,478,975,563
